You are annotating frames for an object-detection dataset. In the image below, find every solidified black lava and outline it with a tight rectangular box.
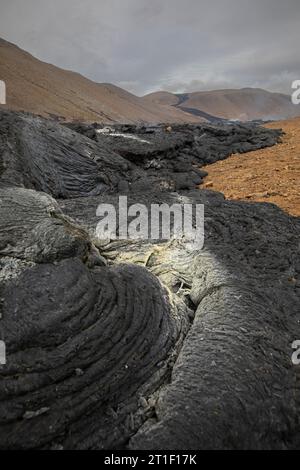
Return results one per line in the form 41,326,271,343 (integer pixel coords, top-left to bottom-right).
0,110,299,450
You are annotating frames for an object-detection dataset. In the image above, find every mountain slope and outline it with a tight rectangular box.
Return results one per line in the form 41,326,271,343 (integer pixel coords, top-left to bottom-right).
0,38,200,123
143,91,180,106
144,88,300,121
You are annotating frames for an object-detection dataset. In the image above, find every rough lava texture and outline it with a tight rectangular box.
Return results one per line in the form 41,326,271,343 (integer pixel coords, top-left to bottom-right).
0,110,299,450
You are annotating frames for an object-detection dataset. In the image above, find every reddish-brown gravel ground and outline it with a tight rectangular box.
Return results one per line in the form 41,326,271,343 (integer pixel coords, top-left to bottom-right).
201,117,300,216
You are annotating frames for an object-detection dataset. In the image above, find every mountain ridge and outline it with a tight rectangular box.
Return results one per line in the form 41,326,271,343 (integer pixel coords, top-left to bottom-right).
1,37,299,123
0,37,200,123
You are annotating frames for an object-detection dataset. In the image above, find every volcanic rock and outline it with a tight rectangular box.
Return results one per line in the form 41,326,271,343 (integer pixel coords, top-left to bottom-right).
0,110,299,450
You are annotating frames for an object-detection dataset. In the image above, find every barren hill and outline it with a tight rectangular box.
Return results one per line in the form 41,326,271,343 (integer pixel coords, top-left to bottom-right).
144,88,300,121
143,91,180,106
0,38,199,123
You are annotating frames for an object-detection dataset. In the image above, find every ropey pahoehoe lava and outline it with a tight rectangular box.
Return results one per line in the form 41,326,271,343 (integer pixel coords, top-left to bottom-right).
0,109,299,449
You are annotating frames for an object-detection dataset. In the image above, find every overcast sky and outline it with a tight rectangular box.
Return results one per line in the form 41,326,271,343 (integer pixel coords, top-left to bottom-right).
0,0,299,95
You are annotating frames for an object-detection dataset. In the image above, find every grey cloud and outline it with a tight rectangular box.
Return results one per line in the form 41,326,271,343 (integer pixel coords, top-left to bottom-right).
0,0,299,95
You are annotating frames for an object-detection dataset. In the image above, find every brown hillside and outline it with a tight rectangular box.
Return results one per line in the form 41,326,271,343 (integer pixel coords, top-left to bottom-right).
144,88,300,121
0,38,200,123
143,91,180,106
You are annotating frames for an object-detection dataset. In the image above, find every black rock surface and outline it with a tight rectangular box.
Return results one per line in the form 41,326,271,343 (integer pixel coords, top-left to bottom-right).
0,110,299,450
